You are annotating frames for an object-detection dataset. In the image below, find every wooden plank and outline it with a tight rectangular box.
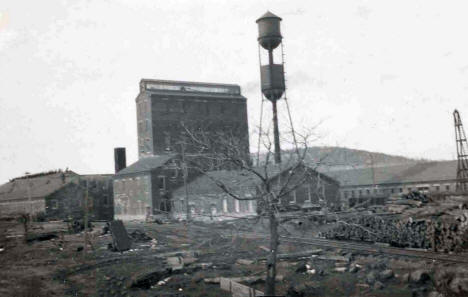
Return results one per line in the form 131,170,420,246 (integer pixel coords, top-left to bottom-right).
220,277,264,297
109,220,132,252
206,275,283,284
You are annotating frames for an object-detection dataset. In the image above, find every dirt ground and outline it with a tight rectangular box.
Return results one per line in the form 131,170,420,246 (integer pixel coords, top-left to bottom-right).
0,217,448,297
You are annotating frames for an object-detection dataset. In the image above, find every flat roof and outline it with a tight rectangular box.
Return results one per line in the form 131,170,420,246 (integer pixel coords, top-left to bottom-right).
140,79,242,97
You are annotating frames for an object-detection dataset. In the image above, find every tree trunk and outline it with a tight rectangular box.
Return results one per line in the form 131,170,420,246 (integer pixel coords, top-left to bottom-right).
265,211,279,295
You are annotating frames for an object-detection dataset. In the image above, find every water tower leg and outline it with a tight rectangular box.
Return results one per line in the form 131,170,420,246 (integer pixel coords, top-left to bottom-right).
272,100,281,164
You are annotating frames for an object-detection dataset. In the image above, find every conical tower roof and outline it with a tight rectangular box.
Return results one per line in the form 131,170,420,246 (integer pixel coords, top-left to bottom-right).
256,11,282,23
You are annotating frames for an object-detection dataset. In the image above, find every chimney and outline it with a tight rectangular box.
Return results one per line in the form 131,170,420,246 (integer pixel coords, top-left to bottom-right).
114,147,127,173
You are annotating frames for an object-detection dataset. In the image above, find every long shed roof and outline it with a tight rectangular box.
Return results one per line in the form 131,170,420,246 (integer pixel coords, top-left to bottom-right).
318,160,457,187
0,171,79,201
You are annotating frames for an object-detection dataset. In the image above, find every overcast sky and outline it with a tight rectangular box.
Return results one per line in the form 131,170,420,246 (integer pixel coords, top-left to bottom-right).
1,0,468,183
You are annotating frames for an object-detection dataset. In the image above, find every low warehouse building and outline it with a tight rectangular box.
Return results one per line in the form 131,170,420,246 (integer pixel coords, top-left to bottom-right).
0,170,113,220
171,163,340,220
322,160,459,208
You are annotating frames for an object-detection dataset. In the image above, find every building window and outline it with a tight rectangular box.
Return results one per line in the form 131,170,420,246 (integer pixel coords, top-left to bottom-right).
234,199,240,212
103,194,109,206
158,176,166,191
344,191,349,199
445,185,450,191
391,188,394,194
51,200,58,210
164,132,171,151
408,187,412,192
358,190,362,197
223,199,228,212
435,186,440,191
290,190,297,204
366,189,370,195
305,186,312,202
399,188,403,193
351,190,355,198
248,201,254,213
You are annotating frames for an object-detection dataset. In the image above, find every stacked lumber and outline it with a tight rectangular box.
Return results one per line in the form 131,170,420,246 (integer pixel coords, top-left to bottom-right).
324,194,468,252
321,215,430,249
385,191,429,213
426,210,468,252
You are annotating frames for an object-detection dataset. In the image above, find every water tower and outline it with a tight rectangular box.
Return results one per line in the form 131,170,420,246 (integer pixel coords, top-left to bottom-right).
256,11,286,164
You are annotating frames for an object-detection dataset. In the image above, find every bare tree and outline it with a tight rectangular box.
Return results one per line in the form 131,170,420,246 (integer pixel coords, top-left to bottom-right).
180,123,325,295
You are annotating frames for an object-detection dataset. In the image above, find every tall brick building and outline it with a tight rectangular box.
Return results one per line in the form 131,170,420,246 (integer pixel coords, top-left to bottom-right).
114,79,251,219
136,79,250,159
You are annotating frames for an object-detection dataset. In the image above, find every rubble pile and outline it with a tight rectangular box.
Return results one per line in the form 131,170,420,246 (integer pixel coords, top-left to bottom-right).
433,264,468,296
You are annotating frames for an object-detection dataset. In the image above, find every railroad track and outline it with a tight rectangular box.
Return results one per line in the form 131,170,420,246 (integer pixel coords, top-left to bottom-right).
233,231,468,264
279,235,468,264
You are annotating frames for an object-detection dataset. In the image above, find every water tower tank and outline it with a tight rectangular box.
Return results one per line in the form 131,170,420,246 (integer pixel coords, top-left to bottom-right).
256,11,282,50
261,64,285,101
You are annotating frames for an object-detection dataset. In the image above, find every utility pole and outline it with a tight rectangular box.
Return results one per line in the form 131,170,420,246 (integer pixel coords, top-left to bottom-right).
180,141,191,221
27,179,32,221
83,178,89,253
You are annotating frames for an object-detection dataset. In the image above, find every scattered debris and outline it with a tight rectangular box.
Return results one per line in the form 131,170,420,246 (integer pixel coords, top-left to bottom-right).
69,219,93,234
295,262,308,273
157,277,172,286
26,232,58,243
366,271,377,284
373,281,384,290
236,259,254,265
334,267,347,272
150,238,158,249
128,268,172,289
166,257,184,270
379,269,394,280
410,269,431,284
258,245,270,252
129,229,153,242
349,265,360,273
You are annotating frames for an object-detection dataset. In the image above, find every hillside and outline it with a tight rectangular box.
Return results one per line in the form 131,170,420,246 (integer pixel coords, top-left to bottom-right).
255,146,423,170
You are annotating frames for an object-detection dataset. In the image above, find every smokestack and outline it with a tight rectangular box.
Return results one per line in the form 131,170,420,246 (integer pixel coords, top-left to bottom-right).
114,147,126,173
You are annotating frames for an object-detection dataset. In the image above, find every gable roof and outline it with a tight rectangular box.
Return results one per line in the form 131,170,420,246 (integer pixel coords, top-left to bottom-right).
319,160,457,187
172,170,256,197
172,164,338,197
0,171,79,202
116,154,177,176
